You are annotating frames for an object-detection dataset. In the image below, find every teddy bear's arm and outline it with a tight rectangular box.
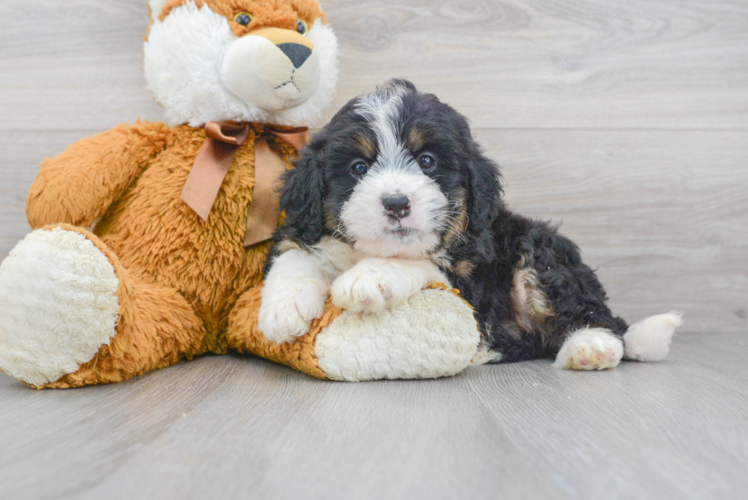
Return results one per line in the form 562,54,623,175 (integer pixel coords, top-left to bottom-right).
26,121,171,229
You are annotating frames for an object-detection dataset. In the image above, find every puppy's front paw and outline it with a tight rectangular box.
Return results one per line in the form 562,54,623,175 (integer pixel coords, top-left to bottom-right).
331,264,414,314
554,327,624,371
258,284,326,344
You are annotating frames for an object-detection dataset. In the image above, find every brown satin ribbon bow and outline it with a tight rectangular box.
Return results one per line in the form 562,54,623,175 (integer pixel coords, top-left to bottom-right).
180,121,310,247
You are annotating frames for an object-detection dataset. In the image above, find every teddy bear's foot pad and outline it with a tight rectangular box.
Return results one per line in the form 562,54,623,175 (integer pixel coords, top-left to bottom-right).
0,228,120,385
315,288,480,381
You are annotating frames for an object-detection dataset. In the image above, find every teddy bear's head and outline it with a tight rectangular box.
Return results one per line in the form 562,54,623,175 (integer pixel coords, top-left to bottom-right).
145,0,339,127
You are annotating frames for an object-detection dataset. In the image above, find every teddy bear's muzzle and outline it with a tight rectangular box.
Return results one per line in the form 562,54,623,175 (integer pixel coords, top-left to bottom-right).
220,27,321,112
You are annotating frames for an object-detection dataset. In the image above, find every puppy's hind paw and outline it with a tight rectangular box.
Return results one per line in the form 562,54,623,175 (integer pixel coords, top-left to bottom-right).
554,327,624,371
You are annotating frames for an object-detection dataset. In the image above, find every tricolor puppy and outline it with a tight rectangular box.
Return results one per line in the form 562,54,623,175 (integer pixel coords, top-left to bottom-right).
258,80,682,370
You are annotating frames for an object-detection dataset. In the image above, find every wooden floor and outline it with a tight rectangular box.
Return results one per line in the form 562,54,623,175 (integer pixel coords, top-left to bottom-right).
1,0,747,498
1,334,747,499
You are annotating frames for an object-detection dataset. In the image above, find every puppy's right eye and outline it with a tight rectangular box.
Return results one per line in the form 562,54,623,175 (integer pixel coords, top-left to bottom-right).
350,160,368,177
234,12,252,26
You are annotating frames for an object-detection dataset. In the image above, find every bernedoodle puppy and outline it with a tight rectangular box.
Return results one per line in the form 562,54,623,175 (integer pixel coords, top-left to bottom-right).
258,79,682,370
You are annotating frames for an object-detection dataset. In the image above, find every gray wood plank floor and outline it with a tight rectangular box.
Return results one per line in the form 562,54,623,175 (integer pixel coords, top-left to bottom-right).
1,0,746,498
1,334,747,500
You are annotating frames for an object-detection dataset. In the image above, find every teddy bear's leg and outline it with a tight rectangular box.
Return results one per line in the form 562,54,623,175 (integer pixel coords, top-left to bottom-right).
0,225,205,388
226,284,481,381
225,286,334,379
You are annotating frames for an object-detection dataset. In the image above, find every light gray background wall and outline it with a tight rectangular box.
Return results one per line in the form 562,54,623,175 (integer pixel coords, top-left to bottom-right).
2,0,746,333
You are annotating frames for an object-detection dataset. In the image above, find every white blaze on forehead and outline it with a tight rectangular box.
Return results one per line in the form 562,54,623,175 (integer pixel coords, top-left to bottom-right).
354,85,415,174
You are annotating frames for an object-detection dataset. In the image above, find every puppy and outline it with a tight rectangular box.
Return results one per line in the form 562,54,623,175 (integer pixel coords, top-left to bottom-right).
258,79,682,370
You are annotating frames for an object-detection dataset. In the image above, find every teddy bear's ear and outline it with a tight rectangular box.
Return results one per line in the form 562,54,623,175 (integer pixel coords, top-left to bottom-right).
148,0,171,21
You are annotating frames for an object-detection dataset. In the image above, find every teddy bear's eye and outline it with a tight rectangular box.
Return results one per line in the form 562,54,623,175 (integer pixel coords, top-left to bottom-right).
234,12,252,26
296,19,308,35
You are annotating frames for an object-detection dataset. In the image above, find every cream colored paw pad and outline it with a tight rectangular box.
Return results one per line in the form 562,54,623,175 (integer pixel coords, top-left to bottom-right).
315,289,480,381
0,228,120,385
554,327,624,371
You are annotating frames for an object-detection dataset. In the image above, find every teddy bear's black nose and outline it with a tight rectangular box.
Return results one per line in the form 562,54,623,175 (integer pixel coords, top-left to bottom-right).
277,43,312,68
382,195,411,220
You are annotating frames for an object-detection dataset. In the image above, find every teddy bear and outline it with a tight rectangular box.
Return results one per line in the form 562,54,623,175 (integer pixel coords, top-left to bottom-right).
0,0,481,388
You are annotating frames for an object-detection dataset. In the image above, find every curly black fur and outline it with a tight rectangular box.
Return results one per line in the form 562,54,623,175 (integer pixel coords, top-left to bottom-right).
449,208,628,362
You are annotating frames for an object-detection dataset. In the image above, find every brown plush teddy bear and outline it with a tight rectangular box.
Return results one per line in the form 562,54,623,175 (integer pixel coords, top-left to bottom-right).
0,0,481,388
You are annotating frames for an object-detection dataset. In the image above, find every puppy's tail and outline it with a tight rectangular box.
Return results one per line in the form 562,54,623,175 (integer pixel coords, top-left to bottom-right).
622,311,683,362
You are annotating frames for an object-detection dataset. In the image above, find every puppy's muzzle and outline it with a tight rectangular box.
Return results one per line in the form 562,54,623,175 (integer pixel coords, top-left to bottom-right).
383,195,411,221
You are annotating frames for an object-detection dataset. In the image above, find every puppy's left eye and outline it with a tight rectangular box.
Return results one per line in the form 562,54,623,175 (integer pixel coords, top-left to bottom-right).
418,153,437,173
350,160,368,177
296,20,308,34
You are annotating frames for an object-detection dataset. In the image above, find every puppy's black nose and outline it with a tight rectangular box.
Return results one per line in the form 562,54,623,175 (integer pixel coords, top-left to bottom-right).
277,43,312,68
382,195,411,220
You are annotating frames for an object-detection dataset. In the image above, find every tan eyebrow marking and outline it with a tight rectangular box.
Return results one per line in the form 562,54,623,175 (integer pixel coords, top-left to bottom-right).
354,133,376,158
407,127,425,151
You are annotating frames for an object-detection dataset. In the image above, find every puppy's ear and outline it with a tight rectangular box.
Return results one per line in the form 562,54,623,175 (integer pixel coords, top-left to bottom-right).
463,140,502,261
278,144,326,245
466,141,503,233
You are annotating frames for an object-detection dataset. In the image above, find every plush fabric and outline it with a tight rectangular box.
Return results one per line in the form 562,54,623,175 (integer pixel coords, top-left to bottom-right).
145,1,339,127
315,285,480,382
0,227,120,386
22,124,294,387
227,285,338,380
0,0,482,388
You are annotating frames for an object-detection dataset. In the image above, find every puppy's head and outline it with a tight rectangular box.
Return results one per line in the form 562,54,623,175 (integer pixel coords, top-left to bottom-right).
145,0,338,127
280,79,502,260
